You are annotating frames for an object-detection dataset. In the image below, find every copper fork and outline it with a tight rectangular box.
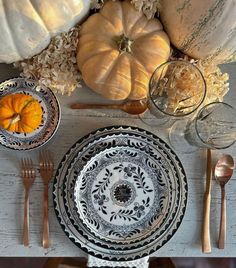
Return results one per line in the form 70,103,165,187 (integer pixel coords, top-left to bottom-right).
21,158,36,247
39,150,54,248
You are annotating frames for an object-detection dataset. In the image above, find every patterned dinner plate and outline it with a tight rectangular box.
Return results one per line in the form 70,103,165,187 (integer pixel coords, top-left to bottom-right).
53,126,187,261
0,78,60,150
74,146,170,244
63,131,182,249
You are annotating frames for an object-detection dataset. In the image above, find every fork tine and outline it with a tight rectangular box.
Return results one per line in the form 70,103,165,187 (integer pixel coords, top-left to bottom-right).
20,158,25,177
26,158,30,169
39,150,45,170
31,159,35,178
21,158,27,177
21,158,36,179
21,159,24,170
48,151,53,165
46,150,53,168
40,150,53,169
44,150,49,159
28,159,32,178
21,158,25,169
29,158,33,168
25,159,29,178
30,168,34,178
26,159,30,176
39,150,43,166
44,150,48,166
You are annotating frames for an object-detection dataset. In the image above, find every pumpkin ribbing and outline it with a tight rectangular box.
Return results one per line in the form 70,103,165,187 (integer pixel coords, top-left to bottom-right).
160,0,236,64
77,0,170,100
0,93,43,133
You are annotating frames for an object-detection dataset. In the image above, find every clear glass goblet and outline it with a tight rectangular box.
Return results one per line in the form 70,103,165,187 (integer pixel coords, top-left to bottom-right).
169,102,236,153
139,60,206,126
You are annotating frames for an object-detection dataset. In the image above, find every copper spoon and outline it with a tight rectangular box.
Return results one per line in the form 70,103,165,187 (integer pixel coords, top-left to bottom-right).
70,99,148,115
214,154,234,249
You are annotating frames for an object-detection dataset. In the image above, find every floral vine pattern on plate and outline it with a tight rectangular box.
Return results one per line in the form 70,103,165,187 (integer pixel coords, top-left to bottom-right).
74,146,170,241
110,197,151,222
92,168,112,215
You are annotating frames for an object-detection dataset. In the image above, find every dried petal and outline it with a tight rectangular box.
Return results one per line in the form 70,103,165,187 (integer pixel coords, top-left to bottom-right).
14,24,82,95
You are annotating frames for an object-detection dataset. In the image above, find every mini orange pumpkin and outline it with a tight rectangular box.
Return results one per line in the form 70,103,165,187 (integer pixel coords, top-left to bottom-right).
0,93,43,133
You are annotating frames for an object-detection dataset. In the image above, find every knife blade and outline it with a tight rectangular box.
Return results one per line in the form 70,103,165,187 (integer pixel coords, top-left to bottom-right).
202,148,212,253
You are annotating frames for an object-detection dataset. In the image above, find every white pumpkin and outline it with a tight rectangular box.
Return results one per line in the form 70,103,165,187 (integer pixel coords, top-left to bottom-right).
0,0,90,63
160,0,236,64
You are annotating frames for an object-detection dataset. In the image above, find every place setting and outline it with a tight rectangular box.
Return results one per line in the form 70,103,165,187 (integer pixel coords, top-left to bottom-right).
0,0,236,267
53,125,188,261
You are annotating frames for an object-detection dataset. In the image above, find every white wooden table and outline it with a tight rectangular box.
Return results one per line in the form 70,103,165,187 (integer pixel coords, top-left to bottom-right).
0,62,236,257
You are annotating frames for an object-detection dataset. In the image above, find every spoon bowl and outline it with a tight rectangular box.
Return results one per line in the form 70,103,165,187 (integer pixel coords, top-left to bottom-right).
121,99,147,115
215,154,234,185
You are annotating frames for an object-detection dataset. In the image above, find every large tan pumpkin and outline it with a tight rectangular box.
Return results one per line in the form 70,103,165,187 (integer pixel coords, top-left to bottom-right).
0,0,90,63
160,0,236,64
77,0,170,100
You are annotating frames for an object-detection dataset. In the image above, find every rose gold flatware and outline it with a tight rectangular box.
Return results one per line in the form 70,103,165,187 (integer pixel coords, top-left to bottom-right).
214,154,234,249
202,148,212,253
21,158,36,247
70,99,148,115
39,150,54,248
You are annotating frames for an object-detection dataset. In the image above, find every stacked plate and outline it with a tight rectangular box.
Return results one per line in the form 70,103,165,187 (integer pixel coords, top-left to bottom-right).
53,126,188,261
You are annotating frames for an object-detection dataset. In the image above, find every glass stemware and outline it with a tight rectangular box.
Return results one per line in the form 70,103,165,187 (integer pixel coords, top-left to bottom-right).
169,102,236,153
139,60,206,126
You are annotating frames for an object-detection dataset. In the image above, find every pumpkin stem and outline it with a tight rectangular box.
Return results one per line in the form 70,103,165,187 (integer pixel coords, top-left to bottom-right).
116,35,133,53
11,114,21,125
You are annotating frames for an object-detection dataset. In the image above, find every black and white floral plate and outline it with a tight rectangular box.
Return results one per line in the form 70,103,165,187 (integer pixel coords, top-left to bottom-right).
53,126,187,261
0,78,60,150
74,146,171,244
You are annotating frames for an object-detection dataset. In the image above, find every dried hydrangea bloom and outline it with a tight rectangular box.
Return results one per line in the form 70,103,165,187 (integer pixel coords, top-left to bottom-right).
170,54,229,108
194,59,229,105
14,25,82,95
131,0,161,19
153,61,206,115
91,0,161,19
90,0,105,9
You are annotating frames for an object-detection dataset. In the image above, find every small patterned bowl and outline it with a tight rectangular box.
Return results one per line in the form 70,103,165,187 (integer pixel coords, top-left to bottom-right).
0,77,61,150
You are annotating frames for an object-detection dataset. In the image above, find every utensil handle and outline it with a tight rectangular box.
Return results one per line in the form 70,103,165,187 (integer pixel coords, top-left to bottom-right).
23,189,29,246
202,193,211,253
218,186,226,249
42,186,49,248
70,103,119,110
